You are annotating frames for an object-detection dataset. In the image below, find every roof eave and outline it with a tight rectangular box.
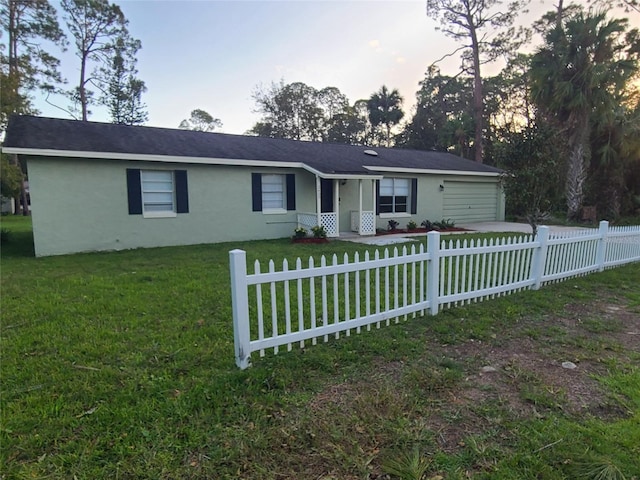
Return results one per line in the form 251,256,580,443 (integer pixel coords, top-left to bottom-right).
364,165,502,177
0,146,384,179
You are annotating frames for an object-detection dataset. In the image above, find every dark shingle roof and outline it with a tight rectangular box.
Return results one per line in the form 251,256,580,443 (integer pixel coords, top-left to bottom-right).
3,115,502,176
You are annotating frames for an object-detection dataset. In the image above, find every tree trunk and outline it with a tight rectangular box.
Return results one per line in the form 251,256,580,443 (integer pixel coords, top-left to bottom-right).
468,18,484,163
20,177,29,216
80,56,88,121
566,130,588,221
556,0,564,31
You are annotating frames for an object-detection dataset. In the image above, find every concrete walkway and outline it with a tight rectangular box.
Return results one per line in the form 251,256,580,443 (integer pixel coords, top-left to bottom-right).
340,221,586,246
458,221,587,234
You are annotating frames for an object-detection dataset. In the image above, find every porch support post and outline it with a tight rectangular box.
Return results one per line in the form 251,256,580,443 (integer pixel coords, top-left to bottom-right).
315,175,321,227
371,179,376,232
358,179,363,235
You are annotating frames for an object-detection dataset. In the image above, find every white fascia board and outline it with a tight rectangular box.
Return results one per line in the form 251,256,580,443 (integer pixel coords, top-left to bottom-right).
2,147,304,169
310,171,383,180
364,165,501,177
4,146,385,179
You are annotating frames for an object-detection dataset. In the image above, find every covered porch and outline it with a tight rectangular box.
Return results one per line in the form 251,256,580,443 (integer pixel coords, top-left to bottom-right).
297,174,380,238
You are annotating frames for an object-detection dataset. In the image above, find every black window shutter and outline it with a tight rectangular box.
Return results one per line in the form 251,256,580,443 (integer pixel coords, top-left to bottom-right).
251,173,262,211
375,180,380,215
175,170,189,213
411,178,418,214
286,174,296,210
126,168,142,215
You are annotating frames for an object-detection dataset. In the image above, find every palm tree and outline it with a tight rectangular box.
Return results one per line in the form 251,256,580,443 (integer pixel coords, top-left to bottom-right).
530,11,638,221
367,85,404,147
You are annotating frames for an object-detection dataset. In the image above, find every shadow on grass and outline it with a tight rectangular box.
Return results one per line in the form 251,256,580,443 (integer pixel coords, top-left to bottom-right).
1,229,35,258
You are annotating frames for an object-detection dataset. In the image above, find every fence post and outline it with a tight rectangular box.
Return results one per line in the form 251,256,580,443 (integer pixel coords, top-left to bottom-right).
229,249,251,369
596,220,609,272
531,226,550,290
426,231,440,315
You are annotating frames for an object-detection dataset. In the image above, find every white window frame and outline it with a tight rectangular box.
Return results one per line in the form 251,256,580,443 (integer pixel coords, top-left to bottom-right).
379,177,411,218
261,174,287,214
141,170,177,218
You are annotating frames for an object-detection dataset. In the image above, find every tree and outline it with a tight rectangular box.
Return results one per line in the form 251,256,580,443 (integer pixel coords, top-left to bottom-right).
426,0,529,163
0,153,22,200
530,10,640,220
325,104,368,144
1,0,66,214
61,0,140,121
397,67,474,155
317,86,353,142
0,0,66,123
486,54,535,136
587,88,640,218
102,34,147,125
589,0,639,13
496,124,563,236
249,81,324,141
179,109,222,132
317,86,349,123
366,85,404,147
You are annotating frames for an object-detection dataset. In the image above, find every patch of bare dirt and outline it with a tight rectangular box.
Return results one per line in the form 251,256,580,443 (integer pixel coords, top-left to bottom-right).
305,295,638,464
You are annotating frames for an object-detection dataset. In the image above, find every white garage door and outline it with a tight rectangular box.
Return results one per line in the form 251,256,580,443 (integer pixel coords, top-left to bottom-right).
443,181,499,223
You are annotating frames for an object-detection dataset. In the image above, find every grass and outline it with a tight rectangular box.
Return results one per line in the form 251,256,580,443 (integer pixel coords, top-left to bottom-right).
1,215,639,479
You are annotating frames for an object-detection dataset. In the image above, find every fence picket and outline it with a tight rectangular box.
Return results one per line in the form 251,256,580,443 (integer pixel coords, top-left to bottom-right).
365,251,371,331
269,260,278,355
411,245,416,318
344,252,350,336
333,254,339,339
419,244,425,316
394,247,400,323
296,258,304,349
309,257,317,346
283,259,292,351
321,255,328,343
479,238,487,300
375,250,380,328
355,252,361,334
385,249,390,326
255,260,265,357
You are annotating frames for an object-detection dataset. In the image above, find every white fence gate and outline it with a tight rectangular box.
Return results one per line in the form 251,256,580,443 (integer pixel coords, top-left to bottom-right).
230,221,640,368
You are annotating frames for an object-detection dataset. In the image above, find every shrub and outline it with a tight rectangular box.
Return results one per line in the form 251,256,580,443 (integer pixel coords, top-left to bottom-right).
433,218,456,229
387,219,399,231
311,225,327,238
421,220,434,230
407,220,417,230
293,227,307,239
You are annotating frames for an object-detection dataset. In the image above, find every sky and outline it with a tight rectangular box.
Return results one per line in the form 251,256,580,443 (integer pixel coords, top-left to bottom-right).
32,0,639,135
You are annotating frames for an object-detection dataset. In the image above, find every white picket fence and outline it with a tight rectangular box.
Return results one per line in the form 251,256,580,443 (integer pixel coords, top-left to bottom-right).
230,221,640,368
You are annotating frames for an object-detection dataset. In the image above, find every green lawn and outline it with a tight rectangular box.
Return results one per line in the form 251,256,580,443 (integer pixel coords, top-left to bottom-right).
1,215,639,479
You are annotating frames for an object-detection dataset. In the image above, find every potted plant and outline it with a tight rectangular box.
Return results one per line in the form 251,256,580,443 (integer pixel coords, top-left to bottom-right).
293,226,307,239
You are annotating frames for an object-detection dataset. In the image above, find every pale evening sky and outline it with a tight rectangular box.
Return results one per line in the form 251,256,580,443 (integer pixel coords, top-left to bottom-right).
32,0,638,135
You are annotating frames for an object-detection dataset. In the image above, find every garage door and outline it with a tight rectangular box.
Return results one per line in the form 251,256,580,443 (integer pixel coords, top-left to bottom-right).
443,181,499,223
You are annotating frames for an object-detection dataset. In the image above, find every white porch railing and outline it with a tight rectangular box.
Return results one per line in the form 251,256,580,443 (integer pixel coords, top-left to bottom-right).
297,212,339,237
350,211,376,235
230,221,640,368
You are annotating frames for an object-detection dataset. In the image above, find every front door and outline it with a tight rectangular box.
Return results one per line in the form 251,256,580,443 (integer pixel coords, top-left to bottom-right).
321,179,334,213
